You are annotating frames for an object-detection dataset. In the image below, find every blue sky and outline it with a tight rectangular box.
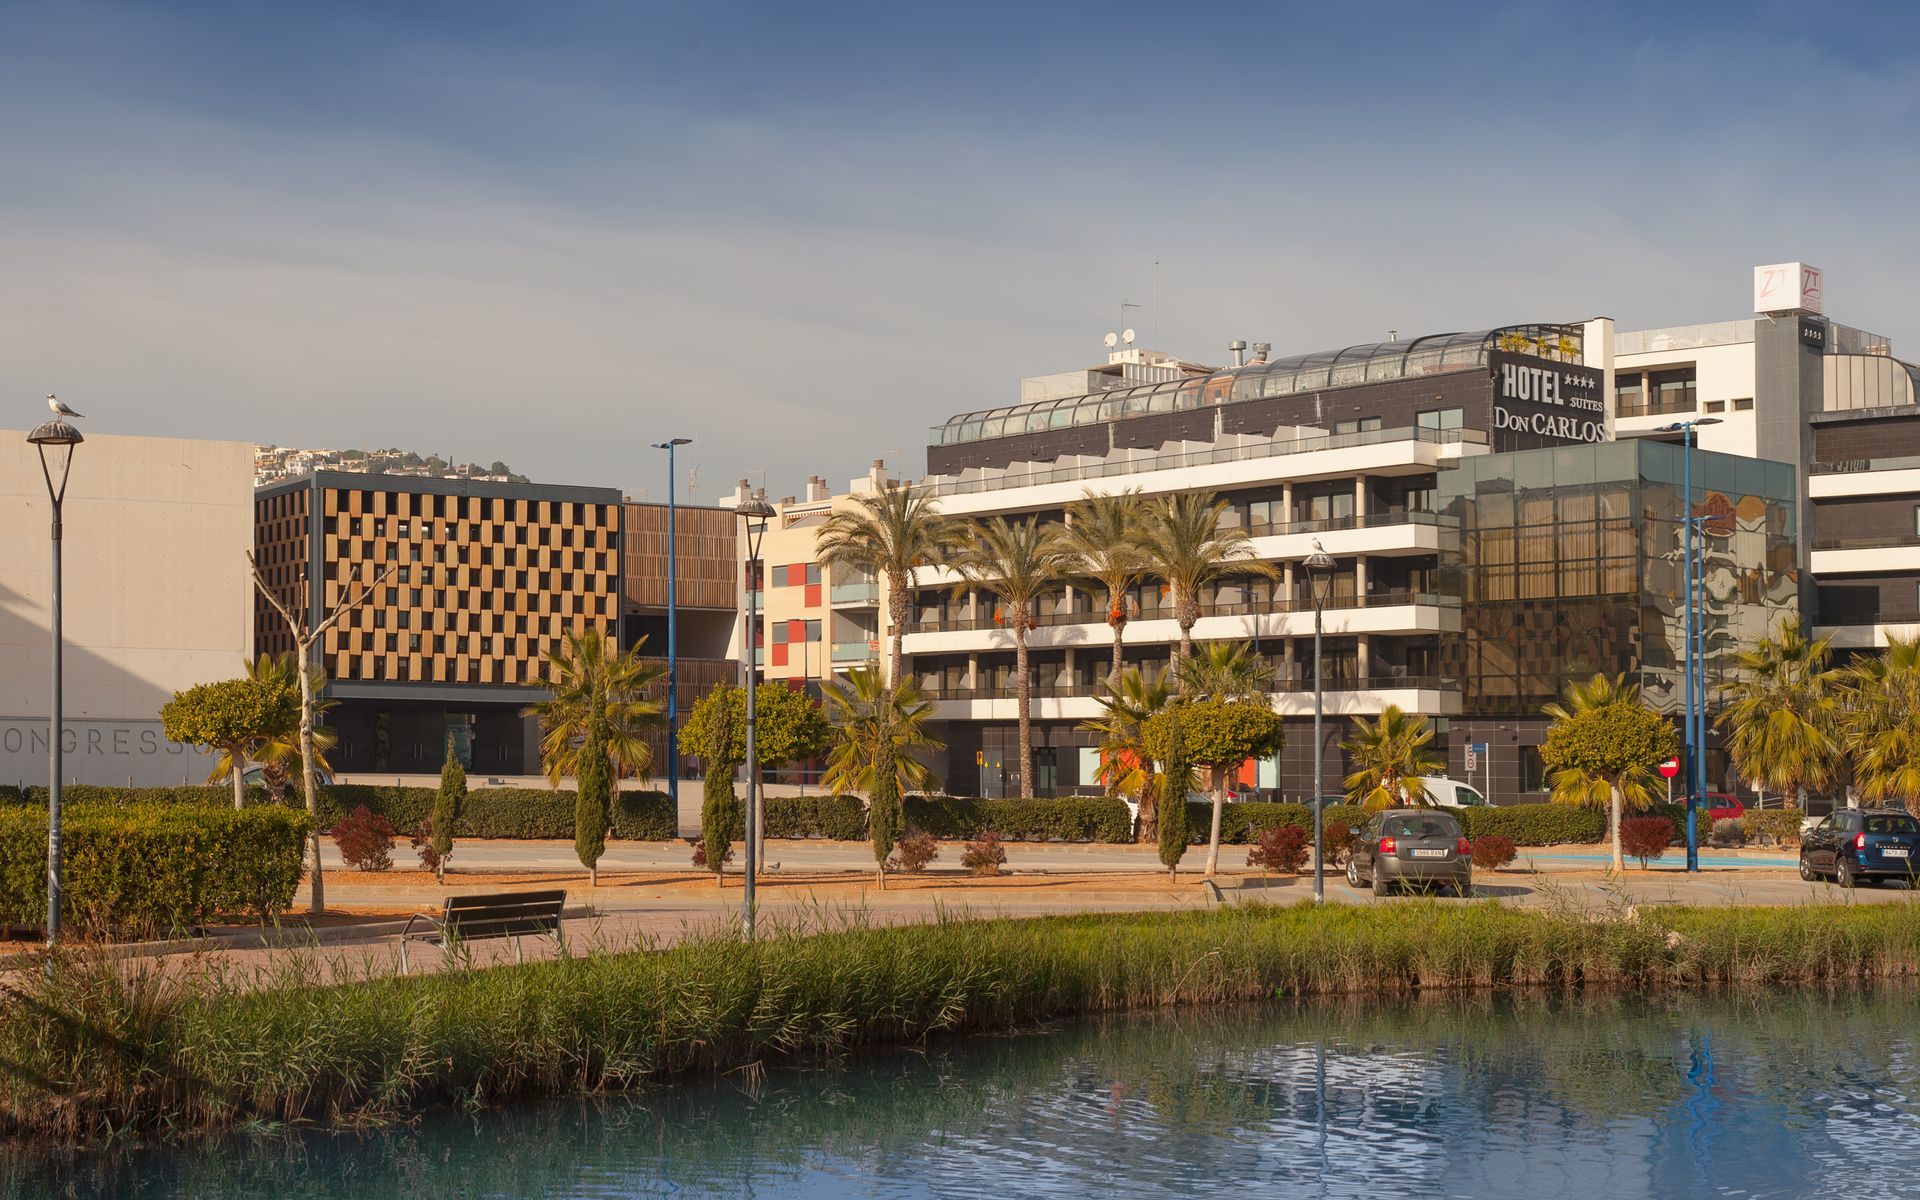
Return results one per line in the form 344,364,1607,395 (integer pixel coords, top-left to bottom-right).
2,1,1917,501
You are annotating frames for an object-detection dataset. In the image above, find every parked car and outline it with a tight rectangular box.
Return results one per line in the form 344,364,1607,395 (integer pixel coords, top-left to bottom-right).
1681,792,1746,821
1419,776,1490,809
1799,809,1920,888
1345,808,1473,897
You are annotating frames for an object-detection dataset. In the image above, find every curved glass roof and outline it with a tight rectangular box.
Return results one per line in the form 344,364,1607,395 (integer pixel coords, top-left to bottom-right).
932,324,1584,447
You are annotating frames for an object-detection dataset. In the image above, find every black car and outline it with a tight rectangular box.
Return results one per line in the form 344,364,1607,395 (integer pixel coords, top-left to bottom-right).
1346,808,1472,897
1799,809,1920,888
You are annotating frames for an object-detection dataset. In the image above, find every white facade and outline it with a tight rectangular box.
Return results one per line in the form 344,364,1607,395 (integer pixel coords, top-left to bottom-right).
0,430,254,786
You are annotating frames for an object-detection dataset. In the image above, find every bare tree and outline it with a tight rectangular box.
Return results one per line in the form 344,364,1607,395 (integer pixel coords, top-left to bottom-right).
248,552,396,914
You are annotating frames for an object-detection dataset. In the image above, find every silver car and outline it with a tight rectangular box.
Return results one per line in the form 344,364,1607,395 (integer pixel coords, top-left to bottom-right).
1346,808,1472,896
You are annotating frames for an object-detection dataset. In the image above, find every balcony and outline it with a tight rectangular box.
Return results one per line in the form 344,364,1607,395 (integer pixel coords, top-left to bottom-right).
904,591,1458,635
832,640,880,663
1238,509,1454,539
830,581,881,606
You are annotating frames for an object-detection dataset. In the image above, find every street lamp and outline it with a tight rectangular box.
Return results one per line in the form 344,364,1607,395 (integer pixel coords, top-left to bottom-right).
1660,417,1722,873
28,415,82,960
733,492,776,940
651,438,692,816
1303,542,1336,903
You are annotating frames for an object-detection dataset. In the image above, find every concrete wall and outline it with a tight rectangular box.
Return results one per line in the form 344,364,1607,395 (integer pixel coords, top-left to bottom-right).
0,430,254,786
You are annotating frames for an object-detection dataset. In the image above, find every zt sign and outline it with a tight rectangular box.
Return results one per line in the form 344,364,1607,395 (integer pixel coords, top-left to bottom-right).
1754,262,1823,315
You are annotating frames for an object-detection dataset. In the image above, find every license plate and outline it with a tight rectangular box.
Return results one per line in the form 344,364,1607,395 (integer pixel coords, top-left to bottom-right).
1412,848,1448,859
1883,847,1910,858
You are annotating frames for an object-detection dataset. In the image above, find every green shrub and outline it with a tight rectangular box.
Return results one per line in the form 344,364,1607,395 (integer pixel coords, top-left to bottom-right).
904,797,1131,843
0,804,308,934
315,785,675,841
1456,804,1608,846
1179,801,1369,845
13,785,264,808
1742,808,1804,848
762,795,868,840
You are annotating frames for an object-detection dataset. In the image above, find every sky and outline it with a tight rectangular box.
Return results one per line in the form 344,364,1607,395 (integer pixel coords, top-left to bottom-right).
2,1,1918,503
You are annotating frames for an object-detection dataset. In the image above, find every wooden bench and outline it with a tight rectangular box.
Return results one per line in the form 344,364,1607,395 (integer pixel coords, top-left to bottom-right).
398,890,567,974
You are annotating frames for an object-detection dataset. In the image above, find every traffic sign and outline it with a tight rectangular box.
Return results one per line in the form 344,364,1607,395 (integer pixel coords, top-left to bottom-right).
1657,757,1680,780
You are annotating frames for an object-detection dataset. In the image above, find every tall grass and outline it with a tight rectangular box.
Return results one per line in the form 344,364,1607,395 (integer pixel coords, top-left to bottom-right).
5,899,1920,1142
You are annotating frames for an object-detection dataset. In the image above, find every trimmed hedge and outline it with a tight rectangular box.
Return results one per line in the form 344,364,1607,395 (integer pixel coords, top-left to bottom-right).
903,797,1133,843
316,785,676,841
0,804,309,934
764,795,867,840
11,785,265,808
1456,804,1607,846
1184,801,1370,845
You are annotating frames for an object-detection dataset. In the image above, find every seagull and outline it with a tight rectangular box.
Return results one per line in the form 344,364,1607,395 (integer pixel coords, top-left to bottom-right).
1312,538,1325,552
47,395,84,419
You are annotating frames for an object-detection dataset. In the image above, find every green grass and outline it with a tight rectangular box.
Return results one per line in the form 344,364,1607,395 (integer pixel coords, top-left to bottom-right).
6,899,1920,1143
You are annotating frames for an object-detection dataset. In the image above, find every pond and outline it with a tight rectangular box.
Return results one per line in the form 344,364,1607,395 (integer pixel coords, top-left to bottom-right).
14,988,1920,1198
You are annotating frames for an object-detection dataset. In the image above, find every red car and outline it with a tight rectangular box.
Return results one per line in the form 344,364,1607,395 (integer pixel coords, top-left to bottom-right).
1686,793,1746,821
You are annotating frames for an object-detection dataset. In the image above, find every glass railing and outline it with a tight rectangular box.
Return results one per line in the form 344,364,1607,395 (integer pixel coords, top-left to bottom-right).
924,426,1487,497
1812,454,1920,474
831,641,879,662
903,591,1460,633
922,676,1460,701
829,582,881,605
1812,534,1920,550
1239,509,1457,538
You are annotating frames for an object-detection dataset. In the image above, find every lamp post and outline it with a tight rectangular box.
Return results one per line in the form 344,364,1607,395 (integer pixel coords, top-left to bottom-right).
1303,543,1336,903
651,438,692,814
1660,417,1721,874
28,416,82,960
733,493,776,940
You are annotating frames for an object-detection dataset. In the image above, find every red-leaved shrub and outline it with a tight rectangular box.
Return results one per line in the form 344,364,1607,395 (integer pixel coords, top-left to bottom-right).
334,805,395,872
1620,816,1673,868
889,831,940,874
1248,823,1310,874
960,831,1006,876
410,818,442,874
1470,835,1518,871
1323,820,1353,867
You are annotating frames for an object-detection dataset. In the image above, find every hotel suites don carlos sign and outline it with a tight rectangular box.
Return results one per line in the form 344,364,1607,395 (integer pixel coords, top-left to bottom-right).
1488,350,1608,448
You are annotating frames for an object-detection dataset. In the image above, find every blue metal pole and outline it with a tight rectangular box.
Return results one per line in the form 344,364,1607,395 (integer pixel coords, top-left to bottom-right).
664,443,681,811
1683,425,1699,873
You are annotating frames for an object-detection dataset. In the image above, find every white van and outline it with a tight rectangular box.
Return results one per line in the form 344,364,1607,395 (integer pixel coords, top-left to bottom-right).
1419,776,1490,809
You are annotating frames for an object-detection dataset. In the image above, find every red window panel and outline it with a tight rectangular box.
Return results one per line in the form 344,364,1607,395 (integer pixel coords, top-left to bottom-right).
804,583,822,607
787,619,806,642
786,563,807,587
771,643,789,668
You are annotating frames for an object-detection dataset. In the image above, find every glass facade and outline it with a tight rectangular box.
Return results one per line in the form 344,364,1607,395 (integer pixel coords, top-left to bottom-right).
1437,440,1797,717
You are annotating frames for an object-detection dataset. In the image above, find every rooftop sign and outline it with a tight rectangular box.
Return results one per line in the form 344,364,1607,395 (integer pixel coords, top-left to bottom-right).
1754,262,1823,315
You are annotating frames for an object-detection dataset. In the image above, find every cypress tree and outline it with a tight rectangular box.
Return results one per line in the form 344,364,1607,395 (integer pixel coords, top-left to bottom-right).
869,741,901,889
1158,709,1192,879
701,764,740,886
431,733,466,885
575,709,611,887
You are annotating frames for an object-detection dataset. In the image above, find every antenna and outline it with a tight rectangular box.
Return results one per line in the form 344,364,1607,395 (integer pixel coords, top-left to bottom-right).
687,463,701,497
1120,299,1140,339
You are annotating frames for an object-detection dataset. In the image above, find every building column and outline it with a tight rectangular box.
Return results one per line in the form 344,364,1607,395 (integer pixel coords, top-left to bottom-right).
1281,481,1294,529
1281,560,1295,611
1064,646,1078,692
966,651,980,694
1355,555,1368,607
1282,637,1296,688
1354,473,1369,525
1357,633,1371,682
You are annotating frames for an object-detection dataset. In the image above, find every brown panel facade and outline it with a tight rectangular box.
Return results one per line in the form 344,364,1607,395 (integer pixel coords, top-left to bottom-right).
1811,413,1920,465
624,502,737,610
253,485,310,659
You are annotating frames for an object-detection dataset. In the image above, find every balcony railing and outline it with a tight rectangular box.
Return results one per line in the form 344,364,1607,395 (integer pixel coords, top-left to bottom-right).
1616,396,1698,419
1812,534,1920,551
903,591,1459,634
924,426,1487,497
919,675,1460,701
1812,454,1920,475
1238,509,1456,538
831,640,880,662
830,582,881,605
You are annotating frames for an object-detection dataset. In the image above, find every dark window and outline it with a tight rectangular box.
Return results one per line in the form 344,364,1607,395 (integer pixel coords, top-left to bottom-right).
1732,397,1754,411
1417,408,1464,431
1866,814,1918,834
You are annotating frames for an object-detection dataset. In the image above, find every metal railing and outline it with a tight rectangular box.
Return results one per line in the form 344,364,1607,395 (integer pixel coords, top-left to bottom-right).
925,426,1486,497
1812,534,1920,551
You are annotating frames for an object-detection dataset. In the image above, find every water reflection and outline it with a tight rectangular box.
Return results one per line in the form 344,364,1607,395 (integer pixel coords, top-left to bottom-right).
14,989,1920,1199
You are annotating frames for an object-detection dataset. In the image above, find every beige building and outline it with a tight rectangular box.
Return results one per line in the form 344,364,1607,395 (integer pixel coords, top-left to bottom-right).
0,429,255,786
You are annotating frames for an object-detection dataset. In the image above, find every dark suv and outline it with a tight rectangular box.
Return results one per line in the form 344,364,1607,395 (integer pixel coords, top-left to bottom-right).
1800,809,1920,888
1346,809,1472,897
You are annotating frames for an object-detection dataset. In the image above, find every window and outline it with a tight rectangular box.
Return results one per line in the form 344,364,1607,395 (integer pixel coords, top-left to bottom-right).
1704,400,1725,413
1417,407,1464,431
1615,372,1644,413
1333,417,1382,436
1733,397,1754,411
1649,367,1697,414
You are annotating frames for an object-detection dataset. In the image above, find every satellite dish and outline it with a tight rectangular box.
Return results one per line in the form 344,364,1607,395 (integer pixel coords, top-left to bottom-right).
1103,332,1118,349
1122,328,1136,345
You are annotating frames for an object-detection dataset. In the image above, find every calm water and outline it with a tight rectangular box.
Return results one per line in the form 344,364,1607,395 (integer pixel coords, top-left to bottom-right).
15,989,1920,1199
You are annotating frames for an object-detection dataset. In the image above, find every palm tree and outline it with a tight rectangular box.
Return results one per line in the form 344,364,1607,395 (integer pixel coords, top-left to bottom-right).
1078,666,1173,841
1176,640,1274,702
948,516,1076,799
1138,492,1275,661
824,666,944,886
1341,705,1443,810
249,654,340,802
1542,671,1636,722
523,632,667,786
1062,489,1148,685
1719,616,1840,810
816,484,957,686
1839,635,1920,813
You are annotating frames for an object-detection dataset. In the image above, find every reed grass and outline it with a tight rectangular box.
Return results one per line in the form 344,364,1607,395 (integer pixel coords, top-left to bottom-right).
5,898,1920,1143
